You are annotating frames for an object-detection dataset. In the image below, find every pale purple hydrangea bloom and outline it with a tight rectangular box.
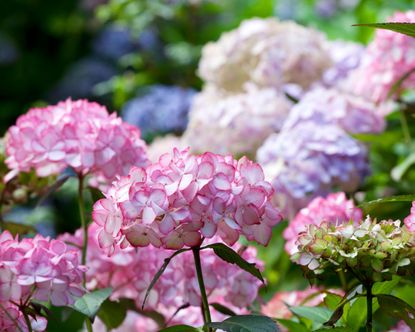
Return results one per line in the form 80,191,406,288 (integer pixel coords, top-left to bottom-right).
283,87,385,134
122,85,196,137
315,0,359,17
257,121,369,217
321,40,365,88
183,84,293,156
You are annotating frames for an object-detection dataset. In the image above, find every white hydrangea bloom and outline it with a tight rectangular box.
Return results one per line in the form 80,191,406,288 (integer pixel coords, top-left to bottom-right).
198,18,331,92
183,84,293,157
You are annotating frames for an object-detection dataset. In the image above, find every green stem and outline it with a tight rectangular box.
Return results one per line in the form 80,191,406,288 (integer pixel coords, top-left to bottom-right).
192,247,212,332
85,319,93,332
78,174,93,332
22,310,33,332
399,108,412,144
338,270,348,292
365,283,373,332
78,175,88,282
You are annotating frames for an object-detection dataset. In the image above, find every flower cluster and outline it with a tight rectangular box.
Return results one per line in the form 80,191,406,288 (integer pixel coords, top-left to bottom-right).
0,231,85,306
283,192,362,255
5,99,148,187
93,148,282,253
352,11,415,103
0,302,47,332
0,231,85,331
314,0,359,18
122,85,196,137
404,201,415,232
292,217,415,282
61,225,263,329
321,40,364,88
283,87,385,134
257,121,369,217
183,85,292,156
198,18,331,92
389,321,411,332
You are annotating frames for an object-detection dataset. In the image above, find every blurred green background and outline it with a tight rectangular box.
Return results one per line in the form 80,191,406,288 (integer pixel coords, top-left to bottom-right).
1,0,413,134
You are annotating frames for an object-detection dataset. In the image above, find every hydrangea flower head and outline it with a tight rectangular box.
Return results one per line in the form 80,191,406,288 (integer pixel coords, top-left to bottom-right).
183,84,292,156
353,10,415,103
122,85,196,137
292,217,415,282
199,18,331,92
92,148,282,253
404,201,415,232
283,87,385,134
321,40,364,88
0,302,47,332
257,121,369,217
5,99,148,187
284,192,362,255
0,230,86,331
61,225,263,327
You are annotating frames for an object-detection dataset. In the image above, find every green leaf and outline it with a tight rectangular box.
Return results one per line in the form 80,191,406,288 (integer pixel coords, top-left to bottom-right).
210,302,237,316
373,276,401,295
137,307,167,328
89,186,105,202
377,294,415,329
359,195,415,215
207,315,279,332
325,285,363,327
204,243,264,283
324,293,343,311
159,325,202,332
97,299,127,329
314,328,351,331
73,288,112,320
353,23,415,38
346,298,367,332
276,319,308,332
47,307,85,332
289,307,332,325
142,248,190,309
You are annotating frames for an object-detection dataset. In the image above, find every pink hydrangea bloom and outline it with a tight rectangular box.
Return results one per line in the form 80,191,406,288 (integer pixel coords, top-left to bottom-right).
388,321,411,332
60,225,263,329
283,192,362,255
0,231,85,331
92,148,282,253
0,231,86,307
5,99,148,188
353,11,415,103
0,302,47,332
404,201,415,232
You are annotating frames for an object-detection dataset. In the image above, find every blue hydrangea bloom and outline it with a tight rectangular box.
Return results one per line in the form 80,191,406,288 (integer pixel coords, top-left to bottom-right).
49,57,117,101
122,85,196,137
